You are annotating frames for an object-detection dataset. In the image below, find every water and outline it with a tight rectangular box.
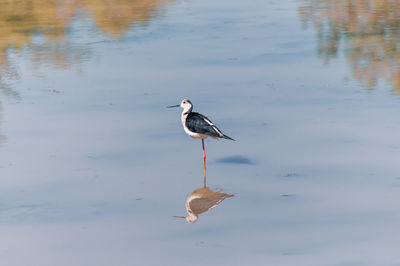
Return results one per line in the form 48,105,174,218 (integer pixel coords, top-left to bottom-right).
1,0,400,265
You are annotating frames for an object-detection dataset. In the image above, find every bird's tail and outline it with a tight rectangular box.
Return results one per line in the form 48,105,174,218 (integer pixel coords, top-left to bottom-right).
222,134,235,141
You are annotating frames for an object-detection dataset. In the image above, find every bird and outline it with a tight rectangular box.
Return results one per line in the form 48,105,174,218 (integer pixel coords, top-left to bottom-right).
168,99,234,185
173,186,234,223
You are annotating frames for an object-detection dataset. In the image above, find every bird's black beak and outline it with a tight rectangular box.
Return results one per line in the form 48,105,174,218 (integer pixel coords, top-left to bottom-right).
167,104,180,108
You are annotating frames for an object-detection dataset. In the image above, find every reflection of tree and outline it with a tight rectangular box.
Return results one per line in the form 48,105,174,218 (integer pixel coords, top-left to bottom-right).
0,0,75,50
82,0,171,37
0,0,172,69
299,0,400,91
0,0,171,49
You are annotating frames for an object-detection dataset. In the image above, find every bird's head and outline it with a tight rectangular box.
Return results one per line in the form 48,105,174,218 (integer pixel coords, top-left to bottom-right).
167,99,193,113
172,212,198,223
180,99,192,109
186,212,198,223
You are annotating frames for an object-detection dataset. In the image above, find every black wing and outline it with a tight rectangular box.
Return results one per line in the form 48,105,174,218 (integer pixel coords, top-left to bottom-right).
185,112,221,137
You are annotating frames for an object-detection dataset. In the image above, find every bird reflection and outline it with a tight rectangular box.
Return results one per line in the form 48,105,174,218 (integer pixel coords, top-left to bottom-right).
173,186,234,223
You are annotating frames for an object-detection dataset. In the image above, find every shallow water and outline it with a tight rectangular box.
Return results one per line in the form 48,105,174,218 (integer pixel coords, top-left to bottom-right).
1,0,400,265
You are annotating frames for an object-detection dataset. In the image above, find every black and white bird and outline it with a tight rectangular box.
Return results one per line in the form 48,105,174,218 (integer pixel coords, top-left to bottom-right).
168,99,234,183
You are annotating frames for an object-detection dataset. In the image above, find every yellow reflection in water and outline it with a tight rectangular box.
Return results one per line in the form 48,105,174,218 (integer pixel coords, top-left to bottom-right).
0,0,171,71
174,186,234,223
83,0,171,37
299,0,400,92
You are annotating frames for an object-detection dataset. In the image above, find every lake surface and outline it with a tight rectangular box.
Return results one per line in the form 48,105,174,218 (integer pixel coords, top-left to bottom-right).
1,0,400,265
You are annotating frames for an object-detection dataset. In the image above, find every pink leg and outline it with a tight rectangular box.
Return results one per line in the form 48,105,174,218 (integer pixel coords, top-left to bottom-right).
202,139,206,187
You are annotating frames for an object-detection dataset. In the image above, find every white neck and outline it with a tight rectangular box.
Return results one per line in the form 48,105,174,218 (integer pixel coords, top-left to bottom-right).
180,104,193,130
181,105,192,116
